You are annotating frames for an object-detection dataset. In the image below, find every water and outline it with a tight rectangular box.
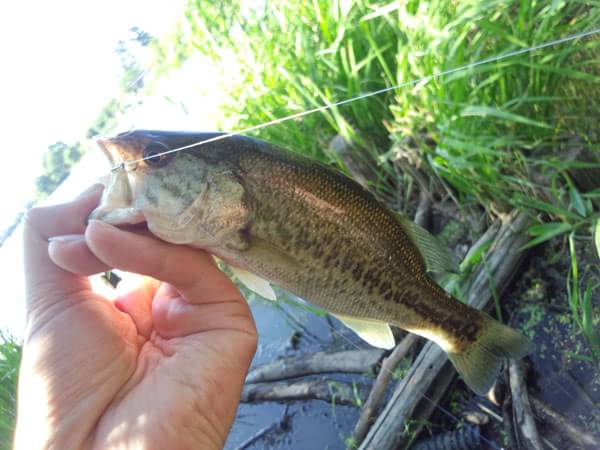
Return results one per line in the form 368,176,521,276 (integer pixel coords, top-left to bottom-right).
225,295,371,450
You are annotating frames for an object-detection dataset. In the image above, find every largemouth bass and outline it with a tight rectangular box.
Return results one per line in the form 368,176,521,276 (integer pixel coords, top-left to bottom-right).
89,130,531,395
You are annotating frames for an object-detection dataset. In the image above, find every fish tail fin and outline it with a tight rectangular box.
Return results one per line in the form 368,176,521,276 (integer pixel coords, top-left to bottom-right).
447,313,532,395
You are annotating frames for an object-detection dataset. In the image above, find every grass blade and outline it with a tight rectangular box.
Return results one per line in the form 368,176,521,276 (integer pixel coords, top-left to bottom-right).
522,222,572,249
461,105,552,129
595,219,600,260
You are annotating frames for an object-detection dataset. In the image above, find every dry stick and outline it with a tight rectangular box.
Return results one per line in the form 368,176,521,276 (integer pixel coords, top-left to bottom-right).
406,360,459,446
351,334,420,444
241,379,371,406
246,349,385,383
486,394,559,450
359,211,533,450
502,388,519,450
509,360,544,450
414,189,432,229
396,159,432,201
329,134,380,189
530,395,600,449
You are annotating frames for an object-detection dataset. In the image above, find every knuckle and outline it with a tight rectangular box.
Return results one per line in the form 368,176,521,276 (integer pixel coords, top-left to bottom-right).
24,205,48,227
23,206,54,237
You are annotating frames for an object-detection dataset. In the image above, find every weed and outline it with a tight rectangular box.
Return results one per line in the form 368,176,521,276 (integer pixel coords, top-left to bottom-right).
166,0,600,359
0,331,21,450
567,232,600,359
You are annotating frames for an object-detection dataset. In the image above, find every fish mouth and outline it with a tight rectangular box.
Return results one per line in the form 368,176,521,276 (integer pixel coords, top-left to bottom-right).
89,136,146,226
88,205,146,226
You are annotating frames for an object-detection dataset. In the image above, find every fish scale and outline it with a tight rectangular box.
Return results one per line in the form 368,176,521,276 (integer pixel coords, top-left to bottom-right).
89,129,532,395
236,145,468,330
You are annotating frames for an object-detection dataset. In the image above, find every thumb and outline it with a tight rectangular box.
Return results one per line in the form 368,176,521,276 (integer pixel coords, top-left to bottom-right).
23,185,104,320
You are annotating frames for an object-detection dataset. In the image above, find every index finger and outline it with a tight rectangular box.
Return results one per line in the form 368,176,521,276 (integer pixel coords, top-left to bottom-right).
85,220,244,305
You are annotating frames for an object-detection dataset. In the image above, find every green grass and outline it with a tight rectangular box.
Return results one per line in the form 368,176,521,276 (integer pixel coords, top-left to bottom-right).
0,331,21,450
567,232,600,360
179,0,401,198
166,0,600,359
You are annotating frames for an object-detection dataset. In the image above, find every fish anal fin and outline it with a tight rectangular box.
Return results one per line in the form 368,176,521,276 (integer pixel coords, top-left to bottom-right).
333,314,395,349
229,265,277,301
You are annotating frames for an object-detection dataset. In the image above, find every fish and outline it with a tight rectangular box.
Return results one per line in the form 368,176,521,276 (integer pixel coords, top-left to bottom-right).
89,129,532,395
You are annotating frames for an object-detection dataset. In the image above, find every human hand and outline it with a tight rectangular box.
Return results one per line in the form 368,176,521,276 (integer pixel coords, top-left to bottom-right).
15,184,257,450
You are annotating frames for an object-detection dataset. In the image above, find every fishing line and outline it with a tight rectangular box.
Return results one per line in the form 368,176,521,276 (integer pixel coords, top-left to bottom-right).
117,26,600,170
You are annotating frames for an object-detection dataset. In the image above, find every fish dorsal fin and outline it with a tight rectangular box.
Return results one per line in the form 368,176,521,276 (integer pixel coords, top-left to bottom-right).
229,265,277,301
397,215,458,273
333,314,396,349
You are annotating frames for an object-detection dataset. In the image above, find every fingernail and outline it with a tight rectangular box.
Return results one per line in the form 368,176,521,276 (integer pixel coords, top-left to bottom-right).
76,183,104,200
48,234,84,243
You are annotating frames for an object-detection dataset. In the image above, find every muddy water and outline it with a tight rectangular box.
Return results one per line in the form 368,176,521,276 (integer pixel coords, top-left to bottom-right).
504,247,600,450
224,296,371,450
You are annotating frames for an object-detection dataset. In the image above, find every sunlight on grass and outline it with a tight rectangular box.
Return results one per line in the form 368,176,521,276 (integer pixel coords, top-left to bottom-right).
165,0,600,358
0,331,21,450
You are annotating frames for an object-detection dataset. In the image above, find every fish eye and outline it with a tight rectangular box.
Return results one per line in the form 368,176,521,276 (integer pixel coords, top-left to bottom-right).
143,142,172,167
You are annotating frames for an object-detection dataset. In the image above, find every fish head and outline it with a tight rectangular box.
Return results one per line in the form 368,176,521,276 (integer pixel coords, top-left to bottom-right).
89,129,227,244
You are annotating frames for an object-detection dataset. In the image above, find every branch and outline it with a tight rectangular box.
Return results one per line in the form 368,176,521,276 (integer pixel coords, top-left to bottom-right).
509,359,543,449
530,395,600,449
413,189,432,229
351,334,419,443
241,379,371,406
246,349,385,383
329,134,380,188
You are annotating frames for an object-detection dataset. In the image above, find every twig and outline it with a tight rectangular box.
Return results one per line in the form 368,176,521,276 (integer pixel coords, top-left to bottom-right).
246,349,385,383
530,394,600,449
509,359,544,450
502,387,519,450
477,393,558,450
233,406,289,450
241,379,371,406
406,360,462,448
396,159,431,200
329,134,380,188
351,334,419,444
414,189,432,229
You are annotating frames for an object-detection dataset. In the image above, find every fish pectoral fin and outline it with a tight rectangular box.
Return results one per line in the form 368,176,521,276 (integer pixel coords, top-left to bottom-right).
333,314,396,349
247,236,301,270
229,265,277,301
397,215,458,273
